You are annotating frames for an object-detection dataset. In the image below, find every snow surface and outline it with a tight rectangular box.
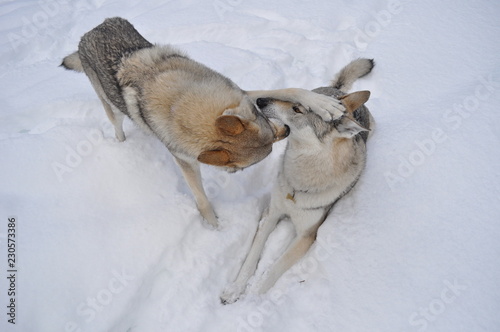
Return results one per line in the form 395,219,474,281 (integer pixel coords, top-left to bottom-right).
1,0,500,331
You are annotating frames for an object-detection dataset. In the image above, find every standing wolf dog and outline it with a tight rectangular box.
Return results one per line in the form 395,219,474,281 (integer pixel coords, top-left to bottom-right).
61,17,346,228
221,58,374,303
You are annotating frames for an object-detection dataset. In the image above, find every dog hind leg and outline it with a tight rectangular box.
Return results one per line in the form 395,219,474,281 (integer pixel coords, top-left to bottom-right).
83,66,126,142
98,96,126,142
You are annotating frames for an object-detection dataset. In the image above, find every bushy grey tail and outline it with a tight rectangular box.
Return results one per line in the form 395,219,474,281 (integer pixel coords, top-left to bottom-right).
331,58,374,93
60,51,83,72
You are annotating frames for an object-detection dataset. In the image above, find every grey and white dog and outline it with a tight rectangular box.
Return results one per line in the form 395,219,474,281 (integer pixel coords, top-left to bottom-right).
61,17,346,228
221,58,374,303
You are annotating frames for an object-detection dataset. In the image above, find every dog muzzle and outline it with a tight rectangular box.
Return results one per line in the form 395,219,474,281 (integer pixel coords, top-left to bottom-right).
269,118,289,142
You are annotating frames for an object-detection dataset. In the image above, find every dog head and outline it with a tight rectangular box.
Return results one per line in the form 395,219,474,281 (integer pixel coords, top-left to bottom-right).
198,96,289,172
256,91,370,142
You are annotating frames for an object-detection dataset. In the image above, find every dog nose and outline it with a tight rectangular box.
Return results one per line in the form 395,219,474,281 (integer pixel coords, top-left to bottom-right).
256,98,270,109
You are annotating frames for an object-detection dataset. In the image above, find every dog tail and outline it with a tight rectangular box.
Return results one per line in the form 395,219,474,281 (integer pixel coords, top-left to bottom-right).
60,51,84,72
331,58,374,93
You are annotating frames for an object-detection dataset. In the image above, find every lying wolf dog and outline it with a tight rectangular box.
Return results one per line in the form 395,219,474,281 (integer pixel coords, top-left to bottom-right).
61,17,346,228
221,58,374,303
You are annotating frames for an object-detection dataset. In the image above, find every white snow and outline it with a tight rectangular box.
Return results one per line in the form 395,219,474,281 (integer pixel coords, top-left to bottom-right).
1,0,500,331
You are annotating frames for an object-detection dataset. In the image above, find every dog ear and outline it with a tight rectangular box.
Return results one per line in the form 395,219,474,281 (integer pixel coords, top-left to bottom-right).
339,90,371,113
216,115,245,136
336,116,369,138
198,149,231,166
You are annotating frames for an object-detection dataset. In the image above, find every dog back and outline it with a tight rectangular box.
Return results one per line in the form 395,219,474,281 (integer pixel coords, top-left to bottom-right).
78,17,153,115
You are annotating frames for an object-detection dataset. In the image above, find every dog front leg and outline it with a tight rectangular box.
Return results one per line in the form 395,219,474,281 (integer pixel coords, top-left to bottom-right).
221,211,281,304
174,157,218,228
247,88,345,121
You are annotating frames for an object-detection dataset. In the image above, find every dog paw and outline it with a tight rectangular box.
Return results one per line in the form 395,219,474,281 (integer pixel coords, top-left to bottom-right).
311,94,345,121
299,90,345,121
220,283,245,305
199,206,219,229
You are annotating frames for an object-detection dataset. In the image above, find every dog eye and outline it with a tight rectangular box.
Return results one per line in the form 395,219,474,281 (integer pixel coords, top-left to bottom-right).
292,106,302,114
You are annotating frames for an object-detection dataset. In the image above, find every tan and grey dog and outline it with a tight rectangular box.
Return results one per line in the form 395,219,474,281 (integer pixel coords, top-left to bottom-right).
61,17,346,228
221,58,374,303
